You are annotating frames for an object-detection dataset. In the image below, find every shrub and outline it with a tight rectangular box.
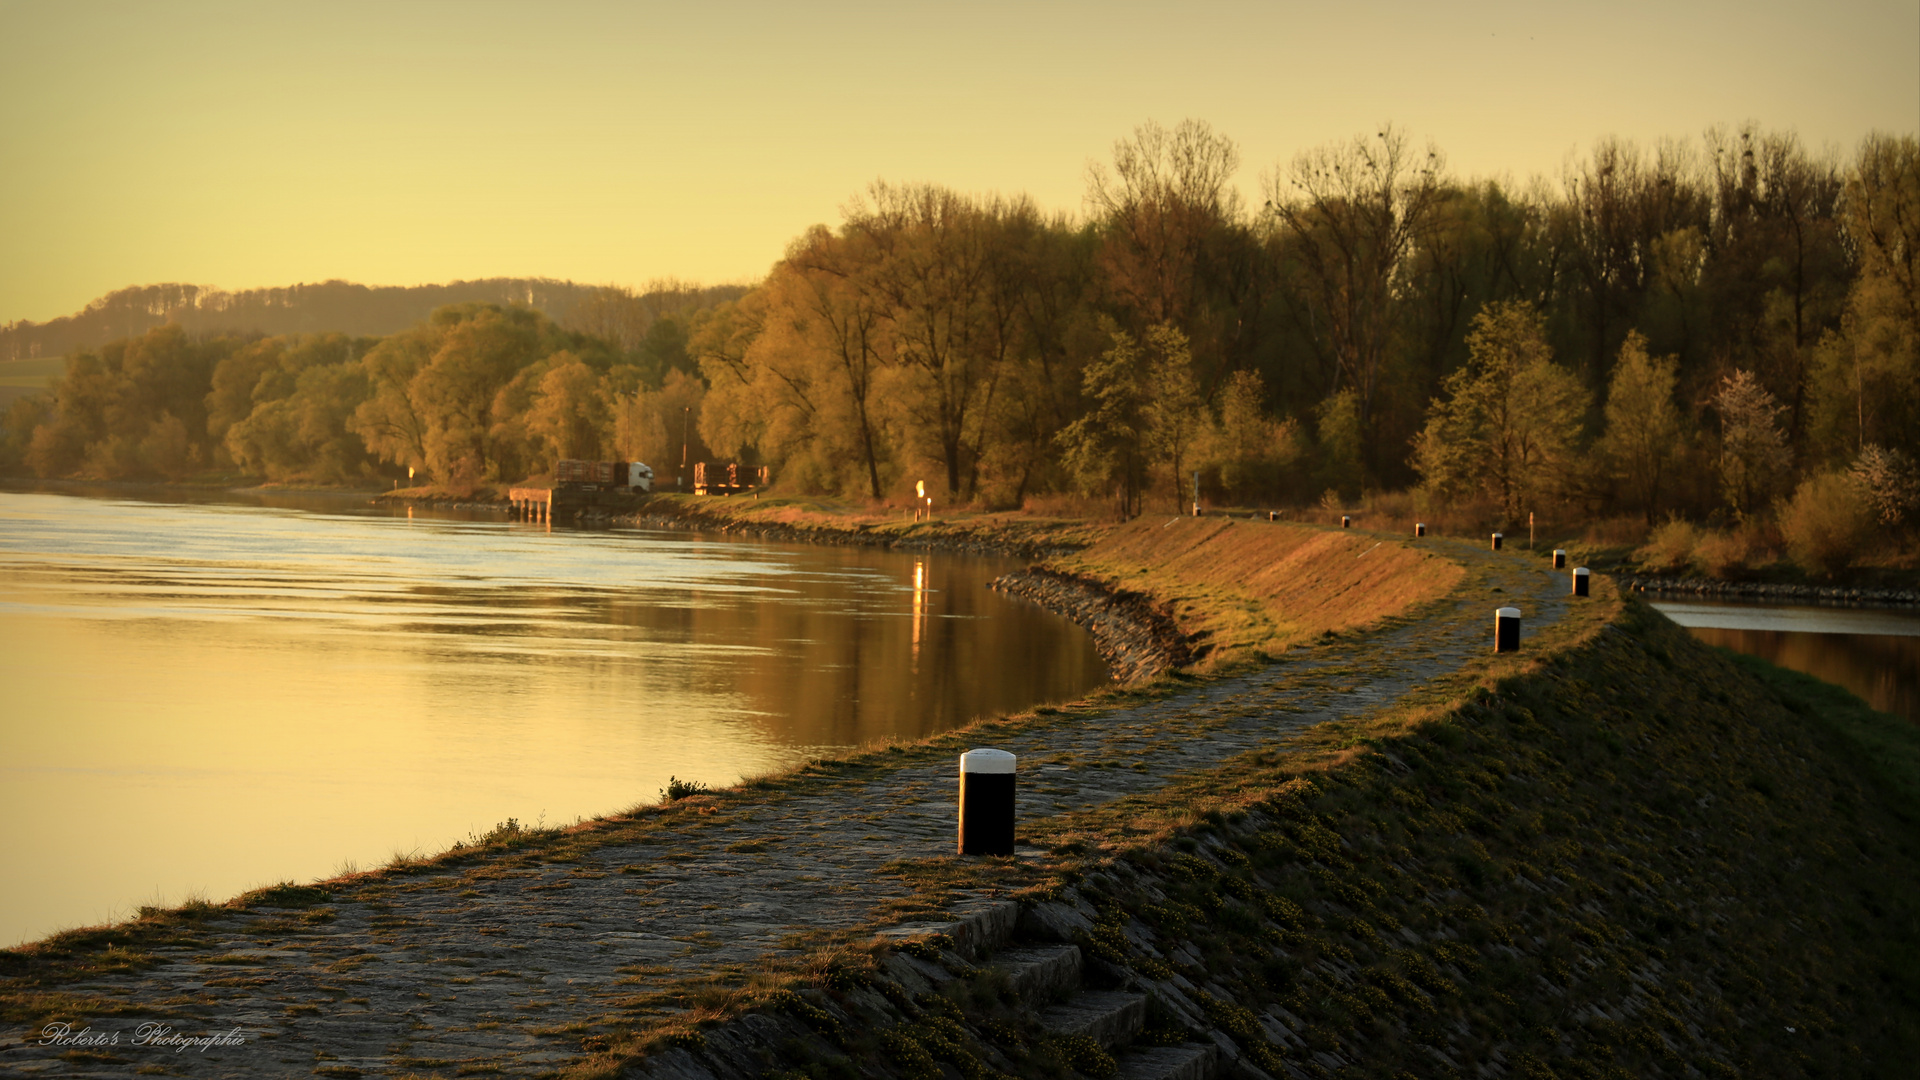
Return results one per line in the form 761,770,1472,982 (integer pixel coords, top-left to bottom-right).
660,776,709,802
1690,528,1752,579
1778,471,1873,575
1634,519,1697,573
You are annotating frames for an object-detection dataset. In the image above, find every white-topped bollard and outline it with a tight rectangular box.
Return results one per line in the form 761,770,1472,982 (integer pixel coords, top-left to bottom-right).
1268,511,1277,522
1552,549,1567,569
1491,532,1504,551
1494,607,1521,653
1572,567,1590,597
958,748,1016,856
1415,522,1426,538
1341,515,1351,528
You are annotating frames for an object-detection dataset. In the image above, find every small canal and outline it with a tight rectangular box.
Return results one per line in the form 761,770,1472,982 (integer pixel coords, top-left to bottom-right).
1652,599,1920,723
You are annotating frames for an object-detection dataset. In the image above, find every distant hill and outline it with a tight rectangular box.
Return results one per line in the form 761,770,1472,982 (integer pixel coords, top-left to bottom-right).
0,278,752,362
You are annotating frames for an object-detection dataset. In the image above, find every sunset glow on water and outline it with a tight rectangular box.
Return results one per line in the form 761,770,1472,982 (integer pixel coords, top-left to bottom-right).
0,489,1104,947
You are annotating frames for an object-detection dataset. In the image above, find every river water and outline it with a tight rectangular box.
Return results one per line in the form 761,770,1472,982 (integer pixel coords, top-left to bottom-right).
0,488,1105,947
1653,600,1920,723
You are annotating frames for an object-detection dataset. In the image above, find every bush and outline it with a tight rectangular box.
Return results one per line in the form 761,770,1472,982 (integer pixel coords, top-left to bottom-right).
1690,528,1753,579
1634,519,1698,573
660,776,709,802
1778,471,1873,575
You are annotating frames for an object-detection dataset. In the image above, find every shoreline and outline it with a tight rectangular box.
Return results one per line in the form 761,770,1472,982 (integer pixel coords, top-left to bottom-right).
1619,573,1920,609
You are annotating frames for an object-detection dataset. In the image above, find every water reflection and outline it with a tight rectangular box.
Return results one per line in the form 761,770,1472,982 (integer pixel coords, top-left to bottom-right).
0,489,1105,946
1654,600,1920,723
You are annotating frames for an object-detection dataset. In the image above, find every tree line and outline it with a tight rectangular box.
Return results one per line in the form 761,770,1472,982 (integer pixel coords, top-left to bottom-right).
3,120,1915,563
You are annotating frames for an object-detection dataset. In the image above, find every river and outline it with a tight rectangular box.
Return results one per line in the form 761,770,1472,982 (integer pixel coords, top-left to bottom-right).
1652,599,1920,723
0,488,1106,948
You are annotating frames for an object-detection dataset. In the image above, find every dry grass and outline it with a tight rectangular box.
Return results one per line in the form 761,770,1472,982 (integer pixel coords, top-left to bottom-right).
1055,516,1465,669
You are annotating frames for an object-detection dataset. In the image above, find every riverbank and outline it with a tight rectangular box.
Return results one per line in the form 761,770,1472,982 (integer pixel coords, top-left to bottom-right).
1619,572,1920,608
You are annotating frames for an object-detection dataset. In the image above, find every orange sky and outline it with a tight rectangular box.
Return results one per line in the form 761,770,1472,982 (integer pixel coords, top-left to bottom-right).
2,0,1915,325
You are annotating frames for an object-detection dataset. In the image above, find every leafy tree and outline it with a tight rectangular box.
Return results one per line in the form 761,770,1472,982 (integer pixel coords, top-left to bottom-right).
1808,134,1920,460
351,304,570,485
524,353,612,462
1139,324,1203,510
1057,320,1152,516
1199,369,1301,502
615,369,707,483
1313,389,1365,500
1598,331,1685,522
0,394,50,473
1412,301,1589,519
1711,369,1793,520
1849,443,1919,533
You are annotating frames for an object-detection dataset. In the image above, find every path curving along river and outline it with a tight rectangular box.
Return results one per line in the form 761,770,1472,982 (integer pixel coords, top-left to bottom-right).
0,488,1105,949
0,532,1572,1078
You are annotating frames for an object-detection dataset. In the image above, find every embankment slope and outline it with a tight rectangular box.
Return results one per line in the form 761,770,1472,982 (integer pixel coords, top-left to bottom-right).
1043,516,1465,670
620,588,1920,1079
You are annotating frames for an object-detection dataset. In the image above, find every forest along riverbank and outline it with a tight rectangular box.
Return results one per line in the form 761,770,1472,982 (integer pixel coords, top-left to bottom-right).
0,521,1513,1078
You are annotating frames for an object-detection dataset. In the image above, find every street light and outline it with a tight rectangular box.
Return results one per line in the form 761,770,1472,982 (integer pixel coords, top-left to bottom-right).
679,406,690,492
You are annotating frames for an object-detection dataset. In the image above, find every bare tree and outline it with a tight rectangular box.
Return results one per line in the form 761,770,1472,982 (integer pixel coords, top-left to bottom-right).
1266,126,1446,454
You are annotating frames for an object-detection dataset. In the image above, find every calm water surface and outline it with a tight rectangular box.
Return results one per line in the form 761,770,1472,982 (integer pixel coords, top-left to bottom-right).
1653,599,1920,722
0,488,1105,947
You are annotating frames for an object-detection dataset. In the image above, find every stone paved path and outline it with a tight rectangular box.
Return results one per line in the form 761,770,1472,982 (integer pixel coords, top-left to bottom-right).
1,539,1570,1078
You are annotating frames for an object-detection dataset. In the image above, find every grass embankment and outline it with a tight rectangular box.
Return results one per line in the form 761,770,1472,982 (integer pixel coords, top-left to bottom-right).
1052,515,1465,671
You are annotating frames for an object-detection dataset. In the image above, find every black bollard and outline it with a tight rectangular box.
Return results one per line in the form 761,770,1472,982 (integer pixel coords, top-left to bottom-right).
1415,522,1426,538
1268,511,1276,522
1552,549,1567,569
1572,567,1590,597
1491,532,1504,551
1495,606,1521,653
1341,515,1351,528
958,748,1016,856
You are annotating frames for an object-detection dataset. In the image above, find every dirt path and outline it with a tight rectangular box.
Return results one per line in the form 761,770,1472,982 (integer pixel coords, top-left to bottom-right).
1,539,1569,1079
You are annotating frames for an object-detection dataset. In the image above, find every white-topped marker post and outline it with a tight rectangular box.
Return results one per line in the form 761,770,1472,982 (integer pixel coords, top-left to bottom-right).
1572,567,1590,597
1552,549,1567,569
1491,532,1504,551
958,748,1016,856
1341,515,1351,528
1415,522,1426,538
1495,607,1521,653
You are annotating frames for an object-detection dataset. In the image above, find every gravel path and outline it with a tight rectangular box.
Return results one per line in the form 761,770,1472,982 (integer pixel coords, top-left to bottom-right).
1,539,1568,1078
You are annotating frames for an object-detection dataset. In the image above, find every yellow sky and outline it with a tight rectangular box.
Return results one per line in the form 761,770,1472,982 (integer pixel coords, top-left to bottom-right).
2,0,1914,325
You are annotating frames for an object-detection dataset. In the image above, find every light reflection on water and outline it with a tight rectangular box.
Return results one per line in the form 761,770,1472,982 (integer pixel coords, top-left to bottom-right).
0,489,1105,947
1653,600,1920,723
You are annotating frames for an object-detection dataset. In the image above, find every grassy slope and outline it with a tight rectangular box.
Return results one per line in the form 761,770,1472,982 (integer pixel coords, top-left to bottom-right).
1056,516,1465,670
1036,602,1920,1077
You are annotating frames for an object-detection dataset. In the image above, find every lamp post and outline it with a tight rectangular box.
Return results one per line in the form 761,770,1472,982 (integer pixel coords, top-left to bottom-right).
678,406,690,492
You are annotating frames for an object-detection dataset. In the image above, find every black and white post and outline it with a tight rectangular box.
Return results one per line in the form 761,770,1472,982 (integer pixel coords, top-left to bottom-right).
1341,515,1351,529
958,748,1016,856
1415,522,1426,538
1494,606,1521,653
1491,532,1504,551
1552,549,1567,569
1572,567,1590,597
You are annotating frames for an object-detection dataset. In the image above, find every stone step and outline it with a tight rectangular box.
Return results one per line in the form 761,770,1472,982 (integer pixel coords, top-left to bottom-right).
873,899,1021,960
991,945,1082,1002
1039,989,1147,1048
1115,1042,1218,1080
